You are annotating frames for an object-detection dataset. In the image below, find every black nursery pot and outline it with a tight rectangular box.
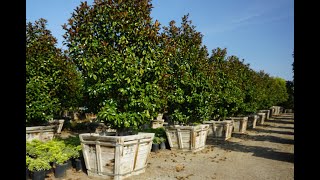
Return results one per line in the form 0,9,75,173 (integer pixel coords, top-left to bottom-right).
151,143,159,152
54,162,68,178
75,159,83,171
32,170,46,180
26,168,30,180
72,158,84,172
160,142,166,150
66,159,72,169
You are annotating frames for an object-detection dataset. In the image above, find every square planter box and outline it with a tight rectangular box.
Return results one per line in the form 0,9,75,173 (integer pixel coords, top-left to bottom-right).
151,120,165,129
229,117,248,134
79,132,154,180
203,120,233,141
26,125,56,142
257,113,266,125
247,114,258,129
151,113,164,129
48,119,65,134
284,109,293,113
258,110,270,120
270,106,282,117
165,124,209,152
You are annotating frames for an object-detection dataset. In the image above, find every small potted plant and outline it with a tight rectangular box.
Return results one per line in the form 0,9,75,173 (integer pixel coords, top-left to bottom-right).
59,136,83,171
151,137,161,152
26,155,51,180
53,152,69,178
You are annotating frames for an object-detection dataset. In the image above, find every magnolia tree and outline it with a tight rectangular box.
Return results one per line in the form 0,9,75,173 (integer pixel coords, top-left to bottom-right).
208,48,244,119
63,0,166,134
208,47,289,118
160,14,213,125
223,55,258,115
26,18,83,126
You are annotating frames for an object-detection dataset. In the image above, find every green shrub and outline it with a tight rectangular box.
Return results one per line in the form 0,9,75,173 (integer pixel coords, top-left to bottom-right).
26,138,83,166
26,155,51,172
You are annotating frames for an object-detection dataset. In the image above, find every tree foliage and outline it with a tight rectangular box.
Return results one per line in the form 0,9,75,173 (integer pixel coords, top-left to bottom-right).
26,18,83,126
161,14,213,125
208,48,289,118
63,0,166,132
208,48,245,119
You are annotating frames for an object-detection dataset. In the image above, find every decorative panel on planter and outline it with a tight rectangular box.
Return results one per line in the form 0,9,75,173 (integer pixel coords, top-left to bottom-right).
26,126,56,142
247,114,258,129
203,120,233,141
258,110,270,120
229,117,248,134
257,113,266,125
165,124,209,152
79,132,154,180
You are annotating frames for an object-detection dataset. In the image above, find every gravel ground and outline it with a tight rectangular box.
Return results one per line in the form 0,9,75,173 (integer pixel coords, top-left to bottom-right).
43,113,294,180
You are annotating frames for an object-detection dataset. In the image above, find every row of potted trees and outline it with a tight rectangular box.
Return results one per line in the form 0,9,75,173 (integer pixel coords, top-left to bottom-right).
26,0,292,180
162,107,276,153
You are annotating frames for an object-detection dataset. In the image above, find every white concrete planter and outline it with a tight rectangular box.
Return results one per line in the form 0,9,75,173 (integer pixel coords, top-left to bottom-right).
151,113,164,129
257,113,266,125
247,114,258,129
48,119,65,133
270,106,282,117
284,109,294,113
203,120,233,141
26,125,56,142
165,124,209,152
258,110,270,120
79,132,154,180
229,116,248,134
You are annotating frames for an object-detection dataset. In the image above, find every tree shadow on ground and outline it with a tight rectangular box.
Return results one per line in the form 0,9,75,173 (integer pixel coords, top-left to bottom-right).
276,126,294,130
250,128,294,135
265,119,294,125
272,116,294,120
207,140,294,163
259,124,294,130
231,133,294,145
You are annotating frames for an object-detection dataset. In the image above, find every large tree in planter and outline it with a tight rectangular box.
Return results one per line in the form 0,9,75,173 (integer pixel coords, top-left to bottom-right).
254,71,288,109
26,18,83,126
279,80,294,109
161,14,213,125
63,0,166,134
208,48,244,119
266,77,289,107
223,55,260,115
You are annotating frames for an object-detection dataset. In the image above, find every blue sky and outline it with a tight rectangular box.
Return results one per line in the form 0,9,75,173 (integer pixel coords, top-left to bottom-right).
27,0,294,81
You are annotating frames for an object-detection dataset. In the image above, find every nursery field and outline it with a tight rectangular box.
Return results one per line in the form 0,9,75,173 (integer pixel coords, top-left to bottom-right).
44,113,294,180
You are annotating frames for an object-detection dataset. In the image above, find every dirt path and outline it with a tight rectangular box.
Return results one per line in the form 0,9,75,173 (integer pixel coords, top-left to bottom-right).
45,113,294,180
